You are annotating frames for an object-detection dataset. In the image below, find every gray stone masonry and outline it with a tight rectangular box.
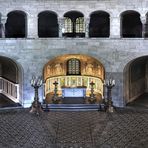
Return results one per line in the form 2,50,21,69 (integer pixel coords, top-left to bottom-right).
0,0,148,107
0,38,148,107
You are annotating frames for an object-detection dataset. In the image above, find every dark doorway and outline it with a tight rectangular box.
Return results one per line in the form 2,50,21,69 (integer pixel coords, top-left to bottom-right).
124,56,148,105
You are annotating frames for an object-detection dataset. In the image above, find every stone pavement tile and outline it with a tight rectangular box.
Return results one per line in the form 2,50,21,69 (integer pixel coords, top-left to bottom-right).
0,109,148,147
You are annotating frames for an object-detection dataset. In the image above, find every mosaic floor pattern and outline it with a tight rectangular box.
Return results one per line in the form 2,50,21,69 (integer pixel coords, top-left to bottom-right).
0,108,148,148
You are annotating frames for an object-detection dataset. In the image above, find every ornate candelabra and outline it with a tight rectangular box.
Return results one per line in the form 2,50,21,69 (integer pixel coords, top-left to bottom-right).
52,81,60,103
30,76,43,115
89,81,96,103
104,78,115,112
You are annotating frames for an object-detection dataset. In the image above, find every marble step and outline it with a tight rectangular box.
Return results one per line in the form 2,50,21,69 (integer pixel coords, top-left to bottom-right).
42,103,106,111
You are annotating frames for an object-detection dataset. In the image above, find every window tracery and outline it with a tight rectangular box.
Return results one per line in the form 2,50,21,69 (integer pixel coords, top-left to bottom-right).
76,17,85,33
64,17,73,33
67,58,81,75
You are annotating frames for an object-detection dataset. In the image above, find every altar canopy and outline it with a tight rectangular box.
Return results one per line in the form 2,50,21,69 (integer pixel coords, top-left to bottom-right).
44,54,105,101
45,76,103,98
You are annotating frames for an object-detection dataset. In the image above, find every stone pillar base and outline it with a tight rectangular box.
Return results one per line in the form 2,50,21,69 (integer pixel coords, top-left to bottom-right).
30,101,43,115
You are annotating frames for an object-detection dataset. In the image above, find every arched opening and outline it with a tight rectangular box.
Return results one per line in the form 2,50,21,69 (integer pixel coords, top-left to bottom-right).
0,56,23,107
124,56,148,107
121,11,142,38
63,11,85,37
43,54,105,104
67,58,81,75
5,10,27,38
89,11,110,37
38,11,58,37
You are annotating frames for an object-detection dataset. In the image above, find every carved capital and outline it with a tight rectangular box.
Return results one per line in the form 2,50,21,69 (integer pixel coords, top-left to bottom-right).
1,16,7,24
58,17,64,25
140,16,146,24
85,17,90,25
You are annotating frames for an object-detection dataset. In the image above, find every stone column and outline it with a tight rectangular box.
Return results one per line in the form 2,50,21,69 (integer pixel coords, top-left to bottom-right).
110,15,120,38
58,17,64,37
85,17,90,38
1,16,7,38
27,15,38,38
140,16,146,38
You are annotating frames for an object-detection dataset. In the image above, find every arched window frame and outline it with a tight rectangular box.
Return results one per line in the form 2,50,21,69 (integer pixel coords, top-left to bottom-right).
38,11,58,37
67,58,81,75
63,11,85,37
121,10,142,38
76,17,85,33
5,10,27,38
64,17,73,33
89,11,110,37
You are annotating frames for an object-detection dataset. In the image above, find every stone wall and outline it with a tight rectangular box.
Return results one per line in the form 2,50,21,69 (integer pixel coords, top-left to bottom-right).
0,0,148,107
0,38,147,107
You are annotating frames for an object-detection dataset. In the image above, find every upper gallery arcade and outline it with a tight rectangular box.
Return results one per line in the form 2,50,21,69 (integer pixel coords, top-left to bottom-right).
0,9,148,38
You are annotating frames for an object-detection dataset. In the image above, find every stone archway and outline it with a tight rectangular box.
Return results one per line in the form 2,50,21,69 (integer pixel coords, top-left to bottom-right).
0,56,23,107
6,10,27,38
43,54,105,104
124,56,148,105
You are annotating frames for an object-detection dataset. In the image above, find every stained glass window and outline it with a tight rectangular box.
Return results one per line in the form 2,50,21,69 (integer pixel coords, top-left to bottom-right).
64,17,84,33
76,17,85,33
64,17,73,33
67,58,81,75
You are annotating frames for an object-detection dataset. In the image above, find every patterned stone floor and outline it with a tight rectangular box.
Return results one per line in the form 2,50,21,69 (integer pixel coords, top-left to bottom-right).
0,107,148,148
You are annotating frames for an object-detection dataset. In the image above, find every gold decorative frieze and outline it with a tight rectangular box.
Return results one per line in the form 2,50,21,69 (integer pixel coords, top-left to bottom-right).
44,54,104,80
